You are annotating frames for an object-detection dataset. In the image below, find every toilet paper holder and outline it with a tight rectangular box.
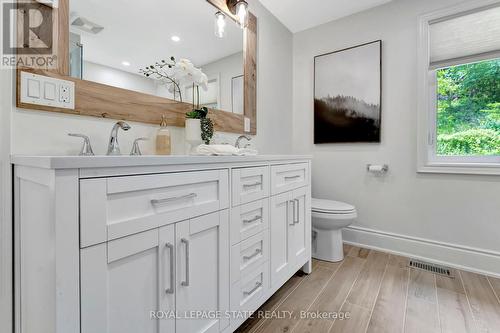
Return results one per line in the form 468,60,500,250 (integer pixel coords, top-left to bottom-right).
367,164,389,173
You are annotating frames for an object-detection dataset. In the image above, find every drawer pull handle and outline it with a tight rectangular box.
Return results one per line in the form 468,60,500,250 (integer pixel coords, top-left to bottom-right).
243,215,262,224
181,238,190,287
243,182,262,188
289,200,296,226
285,175,301,181
151,193,197,206
165,243,174,294
243,248,262,261
244,282,263,296
294,199,300,224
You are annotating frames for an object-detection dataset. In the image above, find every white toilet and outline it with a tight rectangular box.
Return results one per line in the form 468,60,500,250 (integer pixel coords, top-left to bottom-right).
311,198,357,262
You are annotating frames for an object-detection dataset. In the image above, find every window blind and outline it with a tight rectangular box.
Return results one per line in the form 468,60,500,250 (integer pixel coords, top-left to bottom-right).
429,4,500,69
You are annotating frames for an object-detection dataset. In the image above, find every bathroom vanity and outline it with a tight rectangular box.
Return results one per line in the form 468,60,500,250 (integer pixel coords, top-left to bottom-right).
12,155,312,333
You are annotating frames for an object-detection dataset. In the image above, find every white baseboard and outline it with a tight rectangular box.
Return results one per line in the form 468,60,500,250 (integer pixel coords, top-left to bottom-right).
343,225,500,278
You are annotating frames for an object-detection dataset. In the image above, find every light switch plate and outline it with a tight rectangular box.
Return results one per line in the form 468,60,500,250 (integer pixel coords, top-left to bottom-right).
20,71,75,110
244,117,251,133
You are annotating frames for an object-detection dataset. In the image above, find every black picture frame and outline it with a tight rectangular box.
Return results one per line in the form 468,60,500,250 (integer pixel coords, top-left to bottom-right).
314,40,382,144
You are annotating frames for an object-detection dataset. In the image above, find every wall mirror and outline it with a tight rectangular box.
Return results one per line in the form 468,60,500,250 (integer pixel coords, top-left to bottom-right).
70,0,244,114
17,0,257,134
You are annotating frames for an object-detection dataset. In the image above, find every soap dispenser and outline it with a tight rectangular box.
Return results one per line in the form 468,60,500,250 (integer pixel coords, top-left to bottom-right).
156,115,171,155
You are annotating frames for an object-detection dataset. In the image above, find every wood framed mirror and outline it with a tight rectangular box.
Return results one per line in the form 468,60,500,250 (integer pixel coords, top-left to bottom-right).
16,0,257,134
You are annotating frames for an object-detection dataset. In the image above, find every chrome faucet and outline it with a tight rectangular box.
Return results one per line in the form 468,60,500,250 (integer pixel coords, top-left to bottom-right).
235,135,252,149
107,121,131,155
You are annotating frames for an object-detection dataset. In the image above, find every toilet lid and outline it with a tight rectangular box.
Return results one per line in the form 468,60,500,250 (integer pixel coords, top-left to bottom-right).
312,198,356,214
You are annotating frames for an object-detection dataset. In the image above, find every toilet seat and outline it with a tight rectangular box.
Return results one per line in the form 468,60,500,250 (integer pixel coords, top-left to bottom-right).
312,198,356,215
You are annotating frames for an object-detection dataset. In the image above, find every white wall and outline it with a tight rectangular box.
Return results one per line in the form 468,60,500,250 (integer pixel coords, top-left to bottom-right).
83,61,157,96
293,0,500,275
202,52,244,113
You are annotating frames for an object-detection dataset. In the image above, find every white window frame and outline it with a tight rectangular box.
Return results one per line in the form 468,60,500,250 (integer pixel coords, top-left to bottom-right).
417,0,500,175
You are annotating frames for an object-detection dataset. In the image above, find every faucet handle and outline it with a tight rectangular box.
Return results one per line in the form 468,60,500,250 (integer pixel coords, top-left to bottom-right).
68,133,94,156
130,138,148,156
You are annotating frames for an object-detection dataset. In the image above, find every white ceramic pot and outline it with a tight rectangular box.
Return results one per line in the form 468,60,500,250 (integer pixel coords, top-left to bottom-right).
185,118,202,154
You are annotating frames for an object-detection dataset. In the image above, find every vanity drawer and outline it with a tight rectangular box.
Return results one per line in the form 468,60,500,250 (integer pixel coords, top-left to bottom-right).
230,199,269,245
230,262,269,321
271,163,309,195
232,166,269,207
80,169,229,247
231,231,269,283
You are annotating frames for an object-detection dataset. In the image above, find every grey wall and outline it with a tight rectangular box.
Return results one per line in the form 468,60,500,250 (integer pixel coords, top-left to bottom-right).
292,0,500,273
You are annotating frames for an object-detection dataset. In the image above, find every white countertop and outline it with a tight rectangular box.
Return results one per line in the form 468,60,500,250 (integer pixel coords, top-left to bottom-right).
11,155,312,169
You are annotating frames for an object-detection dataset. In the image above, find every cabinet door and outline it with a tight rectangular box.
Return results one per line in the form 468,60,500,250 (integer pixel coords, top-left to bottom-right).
175,211,229,333
81,228,173,333
270,192,294,287
291,187,311,270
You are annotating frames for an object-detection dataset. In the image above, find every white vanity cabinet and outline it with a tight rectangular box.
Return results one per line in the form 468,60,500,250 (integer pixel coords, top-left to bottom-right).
80,211,229,333
12,155,311,333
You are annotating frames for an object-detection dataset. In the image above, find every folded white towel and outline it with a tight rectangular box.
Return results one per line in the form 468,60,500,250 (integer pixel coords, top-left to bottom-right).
195,145,258,156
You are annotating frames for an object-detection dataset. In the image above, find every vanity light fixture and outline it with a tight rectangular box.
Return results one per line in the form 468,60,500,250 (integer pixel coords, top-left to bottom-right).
226,0,248,28
121,61,131,67
215,11,226,38
171,35,181,42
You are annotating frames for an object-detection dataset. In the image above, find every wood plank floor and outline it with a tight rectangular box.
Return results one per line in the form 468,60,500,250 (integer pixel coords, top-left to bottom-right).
235,245,500,333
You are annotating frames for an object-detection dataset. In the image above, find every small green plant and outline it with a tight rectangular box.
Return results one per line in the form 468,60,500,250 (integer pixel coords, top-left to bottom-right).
186,107,214,145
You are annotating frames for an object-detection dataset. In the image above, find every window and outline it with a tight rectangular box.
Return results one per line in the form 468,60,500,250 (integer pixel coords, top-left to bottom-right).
418,1,500,175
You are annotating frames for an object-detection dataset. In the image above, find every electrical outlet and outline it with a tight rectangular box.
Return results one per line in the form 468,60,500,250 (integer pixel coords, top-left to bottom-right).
20,72,75,109
60,85,71,104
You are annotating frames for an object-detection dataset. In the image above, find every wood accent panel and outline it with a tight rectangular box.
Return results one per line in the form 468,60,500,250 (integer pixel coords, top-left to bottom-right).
244,13,257,133
206,0,239,22
16,0,257,135
55,0,69,75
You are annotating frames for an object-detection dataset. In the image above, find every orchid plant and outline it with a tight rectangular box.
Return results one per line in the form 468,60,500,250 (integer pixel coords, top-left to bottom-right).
140,57,209,108
141,57,214,144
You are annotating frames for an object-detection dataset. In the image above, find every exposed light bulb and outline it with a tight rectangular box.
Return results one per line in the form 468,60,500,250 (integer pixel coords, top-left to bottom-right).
171,35,181,42
215,11,226,38
235,1,248,28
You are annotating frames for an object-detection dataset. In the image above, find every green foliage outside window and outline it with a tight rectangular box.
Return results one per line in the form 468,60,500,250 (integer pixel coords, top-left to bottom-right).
436,58,500,156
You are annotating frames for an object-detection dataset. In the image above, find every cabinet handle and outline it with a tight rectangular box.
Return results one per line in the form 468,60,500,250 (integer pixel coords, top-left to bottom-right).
243,182,262,188
181,238,190,287
294,199,300,224
243,248,262,261
165,243,174,294
243,215,262,224
289,200,296,226
244,282,263,296
151,193,197,206
285,175,301,181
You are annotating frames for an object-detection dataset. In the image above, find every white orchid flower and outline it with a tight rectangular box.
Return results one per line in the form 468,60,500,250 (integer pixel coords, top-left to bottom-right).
199,73,209,91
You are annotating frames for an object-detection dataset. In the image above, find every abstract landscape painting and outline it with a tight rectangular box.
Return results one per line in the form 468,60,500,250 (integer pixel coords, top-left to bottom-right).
314,40,382,143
